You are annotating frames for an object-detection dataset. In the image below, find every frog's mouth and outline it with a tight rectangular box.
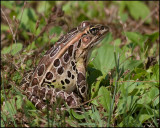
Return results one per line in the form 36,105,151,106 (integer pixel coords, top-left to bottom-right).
91,28,109,47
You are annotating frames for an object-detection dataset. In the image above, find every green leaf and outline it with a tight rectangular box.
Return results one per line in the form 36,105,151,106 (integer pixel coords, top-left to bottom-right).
147,87,159,107
145,31,159,50
120,13,128,23
26,59,32,66
151,64,159,81
90,33,116,74
28,20,36,33
117,95,139,115
27,8,37,22
87,66,102,86
145,31,159,44
77,14,89,22
71,109,85,119
1,92,4,104
79,2,89,11
1,46,11,54
125,32,148,48
97,86,111,112
90,106,103,127
49,26,63,36
90,76,103,100
66,119,79,127
11,71,21,82
133,68,147,80
118,1,128,22
37,1,52,13
63,2,76,14
118,116,137,127
2,99,17,116
19,8,37,32
2,43,23,55
19,9,29,25
126,1,151,23
1,1,15,9
15,96,23,110
26,41,36,50
121,81,138,95
139,114,154,123
114,38,121,46
1,114,6,127
137,93,151,105
1,25,9,32
121,60,143,74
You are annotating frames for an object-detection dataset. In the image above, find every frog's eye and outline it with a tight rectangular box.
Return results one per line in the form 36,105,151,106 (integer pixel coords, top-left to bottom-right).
81,21,90,28
78,21,90,31
89,27,99,35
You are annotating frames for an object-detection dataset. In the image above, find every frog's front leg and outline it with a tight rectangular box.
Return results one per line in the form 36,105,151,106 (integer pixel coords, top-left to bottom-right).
76,58,88,101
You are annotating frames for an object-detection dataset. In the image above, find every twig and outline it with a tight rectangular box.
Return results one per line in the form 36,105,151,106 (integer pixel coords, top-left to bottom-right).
33,14,57,42
110,80,159,83
133,6,158,31
1,9,14,36
34,24,50,41
14,1,27,38
2,2,26,40
2,2,28,74
70,95,102,109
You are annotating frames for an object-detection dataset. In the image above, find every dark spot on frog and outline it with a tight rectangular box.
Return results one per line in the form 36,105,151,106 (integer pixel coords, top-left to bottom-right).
54,59,60,67
49,84,54,88
77,39,81,48
72,75,75,79
64,53,69,62
73,65,76,71
61,80,65,85
46,72,53,80
65,79,70,84
39,88,46,99
52,80,56,82
77,73,85,83
31,78,39,86
81,86,86,93
67,71,71,78
71,61,75,66
32,86,38,96
46,90,52,100
66,95,75,106
57,66,64,75
68,45,73,56
37,64,45,76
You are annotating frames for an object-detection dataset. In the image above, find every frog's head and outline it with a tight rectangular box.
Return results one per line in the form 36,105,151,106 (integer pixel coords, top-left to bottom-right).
75,21,109,63
78,21,109,49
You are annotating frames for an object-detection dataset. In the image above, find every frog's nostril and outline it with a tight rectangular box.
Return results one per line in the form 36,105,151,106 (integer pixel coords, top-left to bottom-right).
101,26,109,31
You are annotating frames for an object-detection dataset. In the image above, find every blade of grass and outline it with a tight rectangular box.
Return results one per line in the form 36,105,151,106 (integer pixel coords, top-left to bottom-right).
107,47,120,126
1,76,17,127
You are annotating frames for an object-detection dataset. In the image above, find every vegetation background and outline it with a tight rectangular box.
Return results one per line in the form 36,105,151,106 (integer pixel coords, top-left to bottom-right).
1,1,159,127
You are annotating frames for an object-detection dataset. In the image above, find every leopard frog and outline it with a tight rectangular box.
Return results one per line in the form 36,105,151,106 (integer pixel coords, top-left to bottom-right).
21,21,109,110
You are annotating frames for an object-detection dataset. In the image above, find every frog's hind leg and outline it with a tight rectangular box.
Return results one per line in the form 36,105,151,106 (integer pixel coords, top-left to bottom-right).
25,86,81,110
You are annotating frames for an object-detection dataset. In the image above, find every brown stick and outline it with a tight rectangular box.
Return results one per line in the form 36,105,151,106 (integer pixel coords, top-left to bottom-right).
133,6,158,31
